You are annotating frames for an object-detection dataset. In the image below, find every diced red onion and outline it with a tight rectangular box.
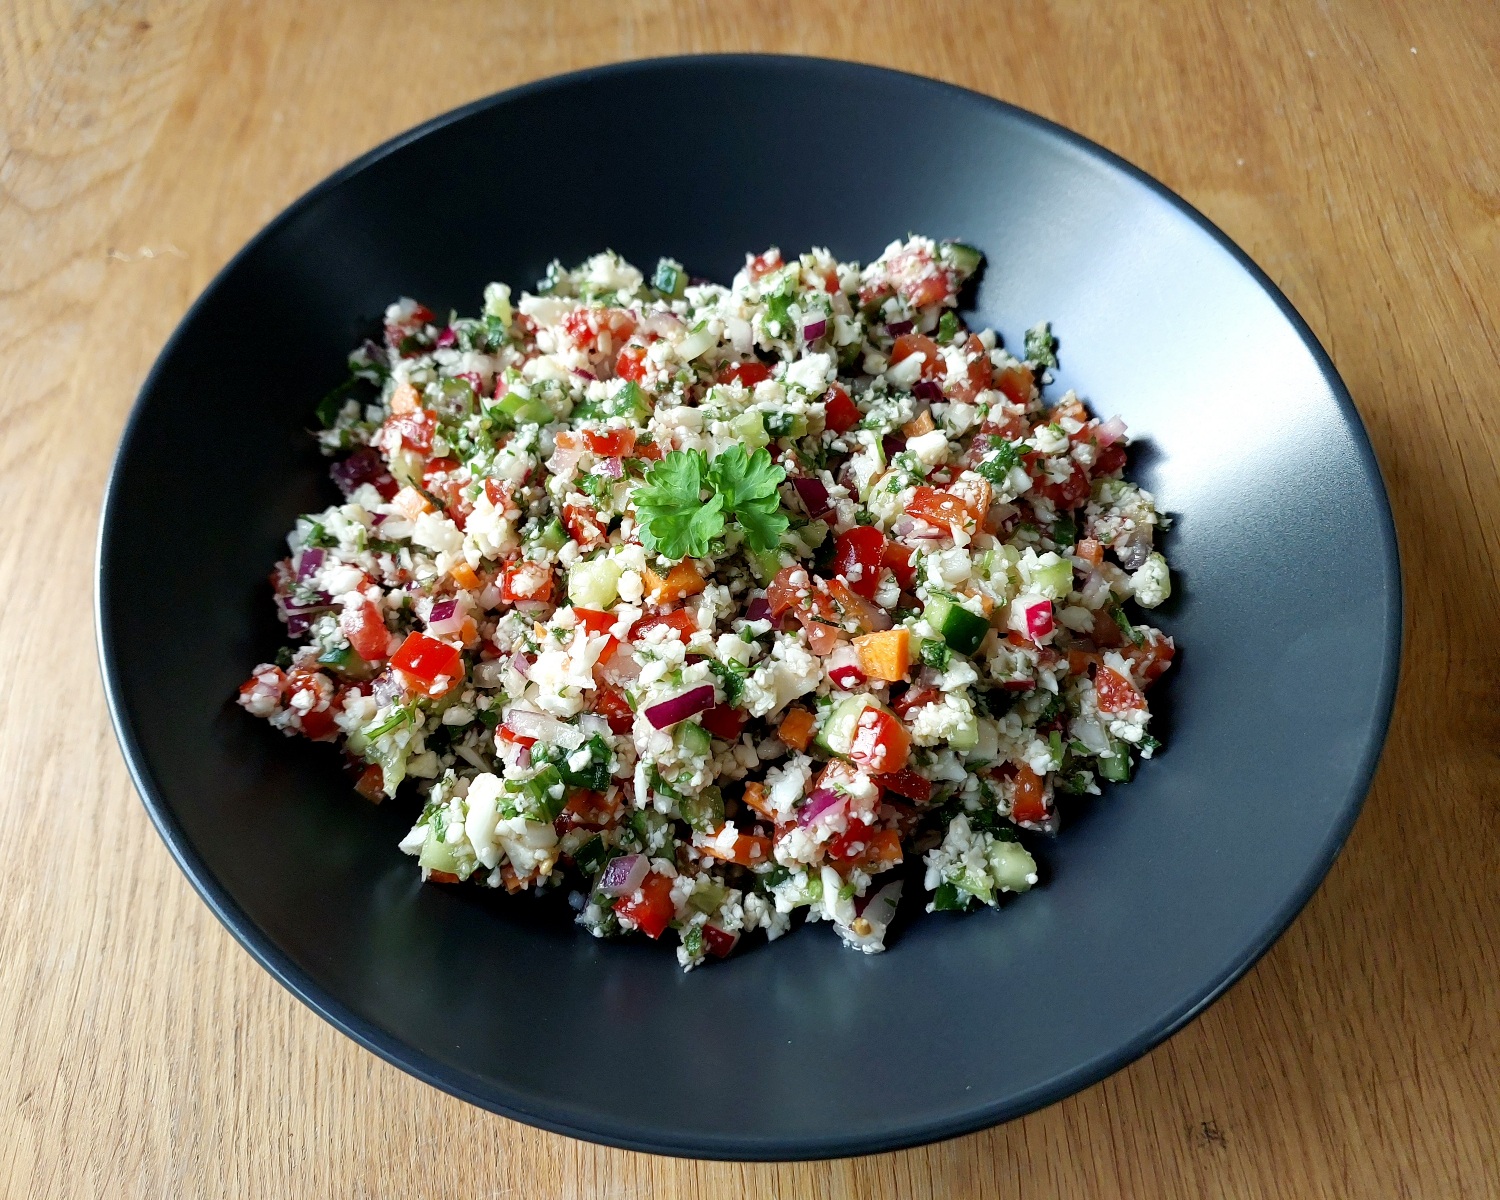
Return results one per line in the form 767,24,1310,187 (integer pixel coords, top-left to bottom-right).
793,476,831,517
886,319,914,336
504,707,568,742
598,853,649,898
515,745,532,769
601,457,624,479
645,685,715,730
296,548,325,582
372,672,404,706
427,598,462,636
882,433,904,459
745,596,771,623
285,612,313,637
600,647,641,686
571,367,598,381
798,788,843,827
1116,539,1151,571
514,600,552,617
510,649,531,678
370,512,387,526
802,317,828,342
1095,415,1128,448
330,447,389,498
911,380,942,403
436,326,458,348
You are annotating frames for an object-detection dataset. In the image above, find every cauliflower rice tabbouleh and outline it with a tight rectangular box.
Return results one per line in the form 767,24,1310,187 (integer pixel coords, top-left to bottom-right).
238,237,1176,968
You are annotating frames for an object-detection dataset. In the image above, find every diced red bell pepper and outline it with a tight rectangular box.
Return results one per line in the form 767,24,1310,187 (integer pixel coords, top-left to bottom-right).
824,383,860,433
499,560,554,604
831,525,886,600
716,361,772,387
583,428,637,458
614,871,676,939
881,542,918,590
908,486,973,531
340,597,390,663
849,706,910,773
874,768,932,803
298,704,338,741
700,705,746,741
702,925,739,959
390,632,464,697
592,682,635,734
1011,763,1048,823
615,343,649,383
631,609,695,641
571,607,617,637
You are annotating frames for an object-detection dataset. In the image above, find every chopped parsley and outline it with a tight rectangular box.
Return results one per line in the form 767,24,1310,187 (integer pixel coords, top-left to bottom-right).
632,447,788,561
1024,321,1058,368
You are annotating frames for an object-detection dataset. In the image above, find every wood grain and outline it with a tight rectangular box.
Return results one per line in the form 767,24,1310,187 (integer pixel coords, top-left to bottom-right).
2,1,1497,1195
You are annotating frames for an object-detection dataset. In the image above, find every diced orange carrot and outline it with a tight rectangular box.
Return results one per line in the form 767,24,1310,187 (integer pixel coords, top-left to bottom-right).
699,833,774,868
499,863,525,893
902,410,935,438
458,616,480,647
390,381,421,414
450,561,481,590
427,870,460,885
742,781,775,819
1077,537,1104,566
645,560,706,604
391,485,433,521
853,629,911,683
778,707,816,751
353,765,385,804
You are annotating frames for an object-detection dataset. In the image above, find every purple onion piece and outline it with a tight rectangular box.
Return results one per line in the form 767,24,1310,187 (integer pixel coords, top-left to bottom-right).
598,853,649,898
296,547,325,582
510,649,531,678
601,457,624,479
802,318,828,342
570,367,598,381
882,433,904,459
435,326,458,348
798,788,843,827
911,380,943,403
330,447,386,497
645,684,715,730
745,596,771,623
886,319,914,336
429,598,459,624
793,476,831,517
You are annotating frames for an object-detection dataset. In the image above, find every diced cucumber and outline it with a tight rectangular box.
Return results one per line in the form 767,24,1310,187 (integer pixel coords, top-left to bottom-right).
924,593,990,656
418,832,462,875
535,518,567,552
731,410,770,451
816,694,881,756
687,878,728,914
1098,745,1132,783
764,411,808,439
1025,551,1073,600
938,240,984,275
749,548,784,584
568,556,622,610
493,389,552,425
482,282,513,325
987,839,1036,893
679,786,724,834
946,709,980,751
848,436,887,503
653,258,686,299
676,722,712,758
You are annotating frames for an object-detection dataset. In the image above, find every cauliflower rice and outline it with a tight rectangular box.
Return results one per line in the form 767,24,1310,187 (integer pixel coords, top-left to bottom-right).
238,236,1176,969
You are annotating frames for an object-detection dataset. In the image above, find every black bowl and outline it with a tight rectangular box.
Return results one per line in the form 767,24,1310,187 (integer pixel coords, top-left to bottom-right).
97,56,1401,1159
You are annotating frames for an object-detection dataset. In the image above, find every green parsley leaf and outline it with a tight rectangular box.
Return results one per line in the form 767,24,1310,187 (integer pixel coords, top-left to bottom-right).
633,450,725,560
936,310,960,344
976,438,1024,486
919,639,952,671
1111,603,1145,646
1024,321,1058,369
707,445,789,555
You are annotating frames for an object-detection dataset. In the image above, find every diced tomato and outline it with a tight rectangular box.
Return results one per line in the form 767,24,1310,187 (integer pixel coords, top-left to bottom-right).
584,427,637,458
422,456,459,480
797,609,846,656
702,925,739,959
908,485,973,531
499,560,554,604
562,499,606,549
383,408,436,453
631,608,696,642
892,685,940,721
298,704,338,740
880,542,918,590
1067,648,1102,676
700,705,746,741
390,632,464,697
1041,463,1091,510
903,273,950,308
942,335,990,403
849,706,910,773
614,871,675,939
353,764,385,803
994,363,1034,407
483,477,516,513
1094,443,1127,475
826,818,876,862
615,343,649,383
498,725,536,749
747,249,782,279
571,607,617,636
1092,608,1126,649
1124,631,1176,685
1095,665,1145,712
592,682,635,734
889,333,943,381
340,597,390,663
1011,763,1048,824
562,306,637,354
875,768,932,803
556,788,621,833
766,566,809,620
824,383,860,433
833,825,904,871
830,525,887,600
634,440,663,461
716,361,772,388
427,870,462,885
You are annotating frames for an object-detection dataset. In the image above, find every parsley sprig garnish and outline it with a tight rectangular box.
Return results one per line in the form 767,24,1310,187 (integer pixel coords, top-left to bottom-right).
632,447,789,560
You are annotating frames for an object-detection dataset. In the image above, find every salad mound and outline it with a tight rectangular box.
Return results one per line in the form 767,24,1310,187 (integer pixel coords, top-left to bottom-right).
238,237,1176,968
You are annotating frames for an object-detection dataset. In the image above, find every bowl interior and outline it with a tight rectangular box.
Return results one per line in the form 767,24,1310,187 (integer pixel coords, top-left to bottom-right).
99,57,1399,1159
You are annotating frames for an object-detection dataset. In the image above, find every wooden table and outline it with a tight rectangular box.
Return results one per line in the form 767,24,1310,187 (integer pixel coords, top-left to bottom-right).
4,2,1497,1195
